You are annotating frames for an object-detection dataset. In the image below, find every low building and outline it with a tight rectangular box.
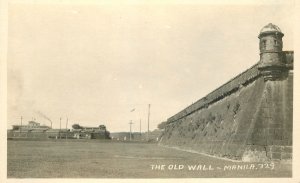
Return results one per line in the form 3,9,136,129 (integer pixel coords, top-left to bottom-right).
71,124,110,139
8,121,51,139
8,121,110,140
46,129,73,139
12,121,51,131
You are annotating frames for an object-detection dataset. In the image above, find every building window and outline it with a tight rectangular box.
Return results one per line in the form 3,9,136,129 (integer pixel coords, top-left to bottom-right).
274,39,277,45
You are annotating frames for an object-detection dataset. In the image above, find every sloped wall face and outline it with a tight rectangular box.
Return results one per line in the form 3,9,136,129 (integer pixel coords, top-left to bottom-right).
160,74,293,161
160,78,267,160
243,73,293,161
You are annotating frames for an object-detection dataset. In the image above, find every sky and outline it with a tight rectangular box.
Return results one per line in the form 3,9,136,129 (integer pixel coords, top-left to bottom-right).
7,1,294,132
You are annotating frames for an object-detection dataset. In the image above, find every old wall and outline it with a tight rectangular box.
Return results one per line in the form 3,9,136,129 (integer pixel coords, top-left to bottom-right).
160,60,293,161
167,64,260,123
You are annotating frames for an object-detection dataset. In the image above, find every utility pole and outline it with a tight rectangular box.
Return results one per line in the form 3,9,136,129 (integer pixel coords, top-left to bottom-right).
20,116,23,135
59,117,62,139
147,104,151,141
129,120,134,141
139,118,141,136
66,117,68,140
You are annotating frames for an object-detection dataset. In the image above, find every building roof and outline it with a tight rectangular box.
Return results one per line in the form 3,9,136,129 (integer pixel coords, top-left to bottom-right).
28,121,40,125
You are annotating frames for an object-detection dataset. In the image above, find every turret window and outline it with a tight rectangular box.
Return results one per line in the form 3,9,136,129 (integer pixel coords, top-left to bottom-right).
262,40,266,49
274,39,277,45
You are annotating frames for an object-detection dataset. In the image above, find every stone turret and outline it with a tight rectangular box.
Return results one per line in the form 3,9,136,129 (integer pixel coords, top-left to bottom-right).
258,23,288,80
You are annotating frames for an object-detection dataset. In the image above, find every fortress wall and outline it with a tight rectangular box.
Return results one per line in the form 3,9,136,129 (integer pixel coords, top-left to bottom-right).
160,64,293,161
167,63,260,123
243,73,293,160
161,76,267,160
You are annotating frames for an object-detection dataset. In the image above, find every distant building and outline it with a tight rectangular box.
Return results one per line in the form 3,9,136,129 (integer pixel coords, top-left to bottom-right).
12,121,51,131
7,121,111,140
71,124,110,139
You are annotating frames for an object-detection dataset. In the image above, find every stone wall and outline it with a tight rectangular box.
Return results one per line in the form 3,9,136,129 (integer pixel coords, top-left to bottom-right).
167,63,261,124
160,52,293,161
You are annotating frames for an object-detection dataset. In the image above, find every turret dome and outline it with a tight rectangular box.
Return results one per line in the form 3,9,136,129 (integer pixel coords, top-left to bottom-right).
260,23,282,33
259,23,283,38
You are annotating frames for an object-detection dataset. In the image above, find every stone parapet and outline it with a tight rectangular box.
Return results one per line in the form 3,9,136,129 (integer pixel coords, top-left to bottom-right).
167,63,261,123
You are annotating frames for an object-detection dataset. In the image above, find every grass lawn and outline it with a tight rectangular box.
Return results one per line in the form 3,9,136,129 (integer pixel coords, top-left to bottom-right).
7,140,292,178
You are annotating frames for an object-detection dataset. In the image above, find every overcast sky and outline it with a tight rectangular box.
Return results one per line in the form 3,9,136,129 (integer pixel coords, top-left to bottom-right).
7,1,294,132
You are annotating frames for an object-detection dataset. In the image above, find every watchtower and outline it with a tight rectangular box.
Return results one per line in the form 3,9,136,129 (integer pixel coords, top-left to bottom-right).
258,23,287,80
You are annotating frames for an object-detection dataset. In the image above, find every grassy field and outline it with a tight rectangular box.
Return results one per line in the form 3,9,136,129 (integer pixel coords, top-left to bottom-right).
7,140,292,178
